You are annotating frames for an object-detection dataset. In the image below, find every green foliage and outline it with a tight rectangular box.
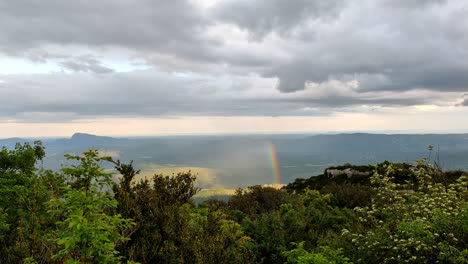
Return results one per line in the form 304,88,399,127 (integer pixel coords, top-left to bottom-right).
112,160,255,264
1,141,467,264
0,141,45,215
345,162,468,263
239,189,354,263
49,150,134,263
283,242,352,264
0,207,9,236
228,185,291,218
0,141,61,263
320,183,375,208
182,207,255,263
113,160,200,263
0,141,45,173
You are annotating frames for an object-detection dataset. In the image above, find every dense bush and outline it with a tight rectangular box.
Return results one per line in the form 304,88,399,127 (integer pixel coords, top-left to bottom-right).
283,243,352,264
228,185,292,218
344,160,468,263
320,183,375,208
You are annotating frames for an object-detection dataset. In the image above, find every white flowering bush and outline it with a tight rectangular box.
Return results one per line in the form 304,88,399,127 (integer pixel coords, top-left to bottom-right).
343,160,468,263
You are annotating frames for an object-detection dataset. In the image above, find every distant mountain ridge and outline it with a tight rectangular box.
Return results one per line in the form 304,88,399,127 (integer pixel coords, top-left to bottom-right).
0,137,31,149
275,133,468,154
2,132,468,187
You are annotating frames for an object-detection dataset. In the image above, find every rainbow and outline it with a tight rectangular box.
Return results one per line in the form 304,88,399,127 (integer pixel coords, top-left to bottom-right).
267,140,281,185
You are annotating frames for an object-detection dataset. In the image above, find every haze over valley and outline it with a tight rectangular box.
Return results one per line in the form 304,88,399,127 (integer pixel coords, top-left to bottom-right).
3,132,467,189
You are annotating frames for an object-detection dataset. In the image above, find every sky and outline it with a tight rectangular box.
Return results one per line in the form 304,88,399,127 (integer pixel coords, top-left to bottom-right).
0,0,467,138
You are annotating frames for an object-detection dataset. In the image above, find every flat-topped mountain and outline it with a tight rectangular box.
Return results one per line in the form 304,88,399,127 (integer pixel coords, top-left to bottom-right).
46,133,125,149
69,132,120,144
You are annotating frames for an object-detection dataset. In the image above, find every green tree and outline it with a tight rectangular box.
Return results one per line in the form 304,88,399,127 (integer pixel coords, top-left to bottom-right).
181,206,256,263
240,189,354,264
112,160,200,263
228,185,290,218
49,150,134,264
0,141,60,263
283,242,352,264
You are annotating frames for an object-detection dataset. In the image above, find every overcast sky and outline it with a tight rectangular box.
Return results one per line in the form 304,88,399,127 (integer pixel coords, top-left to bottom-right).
1,0,467,137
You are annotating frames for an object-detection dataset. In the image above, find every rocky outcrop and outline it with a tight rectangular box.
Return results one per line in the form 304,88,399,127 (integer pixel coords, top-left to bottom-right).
325,168,371,178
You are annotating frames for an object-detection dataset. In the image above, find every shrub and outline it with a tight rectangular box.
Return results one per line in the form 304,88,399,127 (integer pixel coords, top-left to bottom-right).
344,160,468,263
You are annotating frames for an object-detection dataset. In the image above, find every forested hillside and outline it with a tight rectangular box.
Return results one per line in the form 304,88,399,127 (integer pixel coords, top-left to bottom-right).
1,142,467,263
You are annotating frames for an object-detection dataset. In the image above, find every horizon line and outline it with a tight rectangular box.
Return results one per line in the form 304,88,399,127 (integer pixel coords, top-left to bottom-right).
2,129,468,140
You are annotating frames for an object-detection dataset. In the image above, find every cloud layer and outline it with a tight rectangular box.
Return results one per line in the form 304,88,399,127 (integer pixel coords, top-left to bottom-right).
0,0,467,122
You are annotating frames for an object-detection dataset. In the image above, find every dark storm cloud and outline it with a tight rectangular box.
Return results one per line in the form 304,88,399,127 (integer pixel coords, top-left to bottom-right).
0,0,467,120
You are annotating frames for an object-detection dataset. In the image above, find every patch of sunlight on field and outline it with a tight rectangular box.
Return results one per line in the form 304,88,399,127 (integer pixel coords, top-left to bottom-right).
195,188,237,197
261,183,286,189
98,150,121,158
134,163,224,188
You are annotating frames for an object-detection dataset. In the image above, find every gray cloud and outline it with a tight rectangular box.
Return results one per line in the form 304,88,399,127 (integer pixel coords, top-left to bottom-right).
271,1,465,92
59,56,114,74
0,70,315,120
0,0,467,120
212,0,344,40
0,69,461,122
461,93,468,106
